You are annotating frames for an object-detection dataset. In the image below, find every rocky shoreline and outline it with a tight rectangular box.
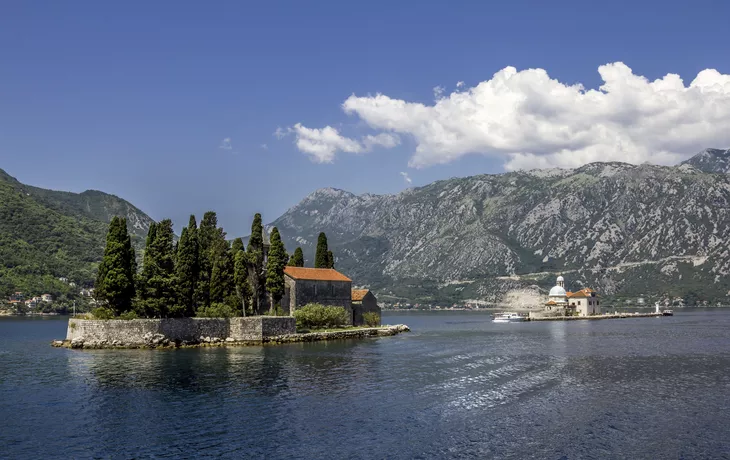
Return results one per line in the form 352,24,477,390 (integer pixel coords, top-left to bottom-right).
51,324,411,349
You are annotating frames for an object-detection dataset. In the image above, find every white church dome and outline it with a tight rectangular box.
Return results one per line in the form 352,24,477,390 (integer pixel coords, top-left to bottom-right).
549,285,567,297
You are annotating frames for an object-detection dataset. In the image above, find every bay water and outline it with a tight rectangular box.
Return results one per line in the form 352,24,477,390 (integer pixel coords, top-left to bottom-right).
1,310,729,458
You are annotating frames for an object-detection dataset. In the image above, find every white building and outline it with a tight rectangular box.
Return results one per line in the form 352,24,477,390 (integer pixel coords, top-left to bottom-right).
545,275,601,316
567,288,601,316
545,275,569,312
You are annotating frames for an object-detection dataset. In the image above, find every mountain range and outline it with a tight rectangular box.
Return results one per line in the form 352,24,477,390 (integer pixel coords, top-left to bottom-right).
272,148,730,305
2,147,730,305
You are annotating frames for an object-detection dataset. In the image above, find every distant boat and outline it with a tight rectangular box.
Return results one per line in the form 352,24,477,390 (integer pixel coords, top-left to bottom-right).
662,309,674,316
492,312,526,323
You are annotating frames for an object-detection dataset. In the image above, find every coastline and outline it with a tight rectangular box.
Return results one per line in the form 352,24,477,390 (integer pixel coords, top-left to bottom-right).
51,323,410,349
527,312,666,321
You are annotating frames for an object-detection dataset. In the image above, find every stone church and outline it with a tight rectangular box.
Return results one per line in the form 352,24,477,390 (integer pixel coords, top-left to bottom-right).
280,266,380,326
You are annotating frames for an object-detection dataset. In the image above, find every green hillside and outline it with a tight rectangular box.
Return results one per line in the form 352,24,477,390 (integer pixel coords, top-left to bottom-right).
0,168,154,299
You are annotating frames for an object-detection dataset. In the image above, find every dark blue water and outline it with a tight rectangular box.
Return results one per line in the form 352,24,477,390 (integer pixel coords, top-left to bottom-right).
1,311,730,459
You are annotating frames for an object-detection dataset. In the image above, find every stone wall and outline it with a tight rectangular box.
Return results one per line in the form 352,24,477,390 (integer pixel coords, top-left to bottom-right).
66,316,296,345
284,278,353,325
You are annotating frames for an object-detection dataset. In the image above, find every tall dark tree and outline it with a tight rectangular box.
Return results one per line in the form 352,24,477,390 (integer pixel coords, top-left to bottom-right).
234,248,251,316
137,222,157,295
315,232,329,268
246,213,267,314
231,237,244,254
174,215,199,317
265,227,287,313
288,247,304,267
194,211,218,310
95,217,136,315
327,250,335,269
232,238,250,315
138,219,177,317
209,230,235,306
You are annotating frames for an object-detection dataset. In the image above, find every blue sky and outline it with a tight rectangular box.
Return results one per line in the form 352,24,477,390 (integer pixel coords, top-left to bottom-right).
2,0,730,236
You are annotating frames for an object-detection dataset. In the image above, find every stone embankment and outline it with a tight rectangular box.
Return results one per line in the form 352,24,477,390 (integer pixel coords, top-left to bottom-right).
51,317,410,349
528,312,664,321
265,324,410,344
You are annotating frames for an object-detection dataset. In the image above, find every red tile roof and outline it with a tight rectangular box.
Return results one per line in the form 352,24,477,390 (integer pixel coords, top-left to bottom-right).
352,289,369,301
283,267,352,282
567,288,596,298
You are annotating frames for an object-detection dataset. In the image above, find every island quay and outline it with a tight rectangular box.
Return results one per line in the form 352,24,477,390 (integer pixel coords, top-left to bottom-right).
526,312,666,321
52,316,410,349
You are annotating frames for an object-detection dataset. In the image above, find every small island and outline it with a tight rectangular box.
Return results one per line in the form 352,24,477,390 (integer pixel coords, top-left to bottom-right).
53,212,408,349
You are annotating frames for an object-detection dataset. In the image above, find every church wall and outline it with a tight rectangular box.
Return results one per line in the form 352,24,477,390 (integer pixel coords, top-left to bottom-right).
284,278,353,325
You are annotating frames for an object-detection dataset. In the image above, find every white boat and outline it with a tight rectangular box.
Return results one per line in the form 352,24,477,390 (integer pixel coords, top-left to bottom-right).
662,309,674,316
492,312,526,323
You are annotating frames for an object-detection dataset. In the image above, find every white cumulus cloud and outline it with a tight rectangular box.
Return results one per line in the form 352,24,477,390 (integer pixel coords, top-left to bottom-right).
456,81,465,88
289,124,400,163
400,171,412,184
298,62,730,170
363,132,401,149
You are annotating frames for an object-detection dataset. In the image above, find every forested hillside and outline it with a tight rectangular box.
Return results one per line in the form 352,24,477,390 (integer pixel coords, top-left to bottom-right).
0,168,154,299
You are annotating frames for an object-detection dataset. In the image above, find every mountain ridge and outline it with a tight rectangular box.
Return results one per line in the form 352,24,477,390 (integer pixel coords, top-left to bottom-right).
271,148,730,305
0,168,155,297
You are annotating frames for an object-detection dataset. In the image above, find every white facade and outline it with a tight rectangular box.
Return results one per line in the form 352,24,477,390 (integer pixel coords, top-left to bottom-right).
545,275,600,316
571,295,600,316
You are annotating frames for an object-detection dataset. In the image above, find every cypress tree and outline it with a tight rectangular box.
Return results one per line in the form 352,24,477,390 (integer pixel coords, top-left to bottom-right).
231,237,244,254
265,227,287,313
288,247,304,267
138,222,158,295
209,230,235,306
315,232,329,268
137,219,177,318
195,211,218,310
327,250,335,269
95,217,136,315
246,213,266,314
232,237,250,315
174,215,199,317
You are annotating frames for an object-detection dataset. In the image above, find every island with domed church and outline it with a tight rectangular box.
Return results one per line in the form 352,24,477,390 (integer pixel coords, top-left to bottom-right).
501,275,670,322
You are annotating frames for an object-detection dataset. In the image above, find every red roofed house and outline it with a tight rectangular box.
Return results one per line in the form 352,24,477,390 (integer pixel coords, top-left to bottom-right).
351,289,381,325
282,267,354,324
567,288,600,316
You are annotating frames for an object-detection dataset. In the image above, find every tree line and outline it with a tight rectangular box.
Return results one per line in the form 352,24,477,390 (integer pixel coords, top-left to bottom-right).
93,213,335,318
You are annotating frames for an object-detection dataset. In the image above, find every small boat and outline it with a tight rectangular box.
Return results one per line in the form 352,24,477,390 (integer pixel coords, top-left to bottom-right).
492,312,526,323
662,309,674,316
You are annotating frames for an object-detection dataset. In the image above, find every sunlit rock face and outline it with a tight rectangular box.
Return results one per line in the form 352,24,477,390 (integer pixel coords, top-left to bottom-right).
272,149,730,304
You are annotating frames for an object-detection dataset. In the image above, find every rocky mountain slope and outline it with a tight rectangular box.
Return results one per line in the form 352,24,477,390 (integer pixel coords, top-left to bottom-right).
0,168,154,296
681,148,730,174
272,149,730,305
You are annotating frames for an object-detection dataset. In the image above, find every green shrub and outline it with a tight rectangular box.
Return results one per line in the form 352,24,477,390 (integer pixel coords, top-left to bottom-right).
91,307,115,320
293,303,348,330
362,312,381,327
118,310,138,320
196,303,236,318
265,305,285,316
